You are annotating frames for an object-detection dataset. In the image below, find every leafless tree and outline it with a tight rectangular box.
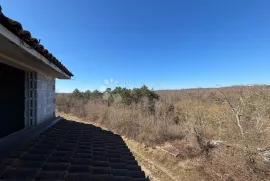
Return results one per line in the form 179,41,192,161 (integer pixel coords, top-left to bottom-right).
216,88,248,136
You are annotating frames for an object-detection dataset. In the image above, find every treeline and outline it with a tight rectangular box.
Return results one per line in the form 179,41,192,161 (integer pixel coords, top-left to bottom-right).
70,89,103,100
57,85,160,115
66,85,159,106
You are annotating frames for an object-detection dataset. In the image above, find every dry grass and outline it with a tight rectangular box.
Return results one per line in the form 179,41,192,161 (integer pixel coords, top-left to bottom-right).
57,112,208,181
56,85,270,181
84,102,183,145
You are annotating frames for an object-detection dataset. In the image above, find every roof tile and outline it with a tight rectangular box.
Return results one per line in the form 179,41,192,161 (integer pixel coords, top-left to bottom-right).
0,6,73,76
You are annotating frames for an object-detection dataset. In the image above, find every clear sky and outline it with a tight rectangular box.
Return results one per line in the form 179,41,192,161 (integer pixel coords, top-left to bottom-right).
1,0,270,92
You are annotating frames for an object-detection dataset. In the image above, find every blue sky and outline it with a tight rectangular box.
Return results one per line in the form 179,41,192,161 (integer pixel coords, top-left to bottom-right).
1,0,270,92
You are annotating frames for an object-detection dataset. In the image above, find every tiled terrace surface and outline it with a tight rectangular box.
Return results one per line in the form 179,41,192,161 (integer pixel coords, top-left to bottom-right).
0,119,149,181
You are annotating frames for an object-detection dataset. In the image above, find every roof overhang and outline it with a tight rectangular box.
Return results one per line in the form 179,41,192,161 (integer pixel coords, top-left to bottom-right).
0,24,71,79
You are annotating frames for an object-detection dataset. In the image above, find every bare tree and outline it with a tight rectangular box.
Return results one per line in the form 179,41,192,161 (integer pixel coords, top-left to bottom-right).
216,88,248,136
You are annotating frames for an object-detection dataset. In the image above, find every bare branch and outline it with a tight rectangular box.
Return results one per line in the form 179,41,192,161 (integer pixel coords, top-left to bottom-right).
216,88,244,136
216,88,235,112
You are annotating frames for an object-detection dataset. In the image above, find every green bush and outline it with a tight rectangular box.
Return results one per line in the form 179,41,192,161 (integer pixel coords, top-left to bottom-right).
111,85,159,105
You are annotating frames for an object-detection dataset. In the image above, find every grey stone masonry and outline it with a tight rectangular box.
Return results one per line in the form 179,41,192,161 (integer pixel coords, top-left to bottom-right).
36,72,56,124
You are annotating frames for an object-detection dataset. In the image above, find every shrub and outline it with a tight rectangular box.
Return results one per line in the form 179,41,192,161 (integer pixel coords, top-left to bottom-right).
56,85,270,180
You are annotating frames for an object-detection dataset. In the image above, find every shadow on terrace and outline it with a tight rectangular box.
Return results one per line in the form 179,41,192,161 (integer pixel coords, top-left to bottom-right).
0,119,149,181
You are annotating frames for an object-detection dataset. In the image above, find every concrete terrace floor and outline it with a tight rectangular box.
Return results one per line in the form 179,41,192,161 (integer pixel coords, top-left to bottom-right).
0,119,149,181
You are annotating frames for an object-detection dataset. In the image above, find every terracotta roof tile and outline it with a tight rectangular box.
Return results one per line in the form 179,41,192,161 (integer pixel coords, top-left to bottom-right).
0,6,73,77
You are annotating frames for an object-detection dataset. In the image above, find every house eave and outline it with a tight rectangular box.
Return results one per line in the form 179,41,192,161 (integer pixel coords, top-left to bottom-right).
0,24,71,79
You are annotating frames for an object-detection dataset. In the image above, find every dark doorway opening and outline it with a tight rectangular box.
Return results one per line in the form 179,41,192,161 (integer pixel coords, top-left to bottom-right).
0,62,25,139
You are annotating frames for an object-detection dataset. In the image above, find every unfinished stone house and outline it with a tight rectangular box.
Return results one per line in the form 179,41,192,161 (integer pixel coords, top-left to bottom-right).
0,7,73,140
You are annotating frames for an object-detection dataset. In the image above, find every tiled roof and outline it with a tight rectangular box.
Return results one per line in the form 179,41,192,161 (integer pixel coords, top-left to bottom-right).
0,119,149,181
0,6,73,77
